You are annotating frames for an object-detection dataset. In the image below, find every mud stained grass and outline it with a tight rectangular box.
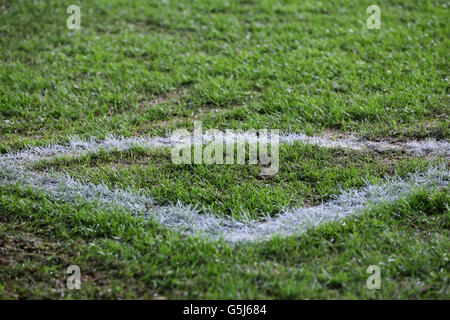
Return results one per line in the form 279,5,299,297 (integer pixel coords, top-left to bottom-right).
0,224,76,299
0,198,157,300
33,142,432,219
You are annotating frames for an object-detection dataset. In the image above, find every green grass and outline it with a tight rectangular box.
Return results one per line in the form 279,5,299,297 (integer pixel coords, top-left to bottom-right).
0,185,448,299
0,0,449,299
33,143,430,219
1,0,449,153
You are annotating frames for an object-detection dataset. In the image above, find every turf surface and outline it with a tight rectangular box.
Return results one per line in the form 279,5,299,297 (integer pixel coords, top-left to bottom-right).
0,0,448,299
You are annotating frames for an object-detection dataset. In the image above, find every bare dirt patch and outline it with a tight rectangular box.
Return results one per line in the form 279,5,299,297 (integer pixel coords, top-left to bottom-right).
139,86,190,109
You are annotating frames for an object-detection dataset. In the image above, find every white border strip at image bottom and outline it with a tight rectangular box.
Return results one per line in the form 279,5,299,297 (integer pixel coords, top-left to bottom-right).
0,135,448,243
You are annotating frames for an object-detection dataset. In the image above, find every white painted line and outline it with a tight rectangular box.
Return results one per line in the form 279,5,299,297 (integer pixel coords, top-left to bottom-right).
1,134,448,242
198,131,449,156
4,132,448,164
280,133,450,156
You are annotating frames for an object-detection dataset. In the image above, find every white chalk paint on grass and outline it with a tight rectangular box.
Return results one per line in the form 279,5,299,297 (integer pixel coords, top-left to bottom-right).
280,133,450,157
198,131,449,156
0,134,448,242
3,132,449,164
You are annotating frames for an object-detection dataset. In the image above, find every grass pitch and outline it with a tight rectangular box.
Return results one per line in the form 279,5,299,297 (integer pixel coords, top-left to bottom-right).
0,0,449,299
